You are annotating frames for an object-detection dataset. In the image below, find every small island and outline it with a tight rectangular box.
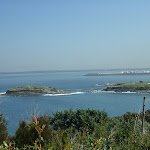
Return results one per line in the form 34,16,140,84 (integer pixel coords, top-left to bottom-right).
102,81,150,93
5,86,69,96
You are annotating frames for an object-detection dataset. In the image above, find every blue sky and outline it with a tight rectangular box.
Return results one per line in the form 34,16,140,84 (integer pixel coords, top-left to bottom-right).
0,0,150,72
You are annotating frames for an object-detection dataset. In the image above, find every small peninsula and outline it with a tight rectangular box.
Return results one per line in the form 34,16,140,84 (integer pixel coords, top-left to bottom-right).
5,86,69,96
102,81,150,93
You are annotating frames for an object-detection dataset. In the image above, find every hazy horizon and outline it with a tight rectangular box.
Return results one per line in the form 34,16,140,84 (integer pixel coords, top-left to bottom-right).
1,67,150,74
1,1,150,72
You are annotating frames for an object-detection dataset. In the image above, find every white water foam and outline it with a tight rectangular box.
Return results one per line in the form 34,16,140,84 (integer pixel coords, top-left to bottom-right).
95,84,101,86
0,92,6,95
91,90,138,94
121,91,136,94
92,90,115,93
43,92,84,96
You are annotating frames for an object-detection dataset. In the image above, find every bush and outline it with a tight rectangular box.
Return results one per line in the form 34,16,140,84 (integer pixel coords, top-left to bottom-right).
14,115,54,148
50,108,108,133
0,114,8,144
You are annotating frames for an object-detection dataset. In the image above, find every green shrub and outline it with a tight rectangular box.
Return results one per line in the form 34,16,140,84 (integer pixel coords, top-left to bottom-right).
14,115,54,148
0,114,8,144
50,108,108,133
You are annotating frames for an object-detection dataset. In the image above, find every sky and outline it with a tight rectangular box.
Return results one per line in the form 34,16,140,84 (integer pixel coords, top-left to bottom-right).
0,0,150,72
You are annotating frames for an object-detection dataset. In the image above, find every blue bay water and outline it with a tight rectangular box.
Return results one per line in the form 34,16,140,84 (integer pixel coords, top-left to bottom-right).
0,70,150,135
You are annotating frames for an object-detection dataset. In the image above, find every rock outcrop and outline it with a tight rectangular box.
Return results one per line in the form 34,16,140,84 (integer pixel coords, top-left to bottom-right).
102,82,150,93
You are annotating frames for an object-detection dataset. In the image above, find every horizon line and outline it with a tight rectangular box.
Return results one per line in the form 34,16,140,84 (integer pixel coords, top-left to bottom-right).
1,67,150,74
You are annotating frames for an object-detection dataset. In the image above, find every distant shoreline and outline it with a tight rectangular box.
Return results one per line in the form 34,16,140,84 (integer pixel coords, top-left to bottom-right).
84,72,150,76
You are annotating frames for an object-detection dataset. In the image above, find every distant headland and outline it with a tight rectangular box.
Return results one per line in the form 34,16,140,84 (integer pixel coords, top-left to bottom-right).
5,86,69,96
84,70,150,76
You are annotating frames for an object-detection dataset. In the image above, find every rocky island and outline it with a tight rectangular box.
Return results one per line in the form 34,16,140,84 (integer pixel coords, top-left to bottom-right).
5,86,69,96
102,81,150,93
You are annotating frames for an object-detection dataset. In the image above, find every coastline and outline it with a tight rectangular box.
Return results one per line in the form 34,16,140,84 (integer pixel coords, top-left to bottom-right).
84,72,150,76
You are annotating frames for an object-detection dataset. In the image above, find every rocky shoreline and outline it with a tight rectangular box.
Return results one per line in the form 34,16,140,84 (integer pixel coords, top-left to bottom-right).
102,81,150,93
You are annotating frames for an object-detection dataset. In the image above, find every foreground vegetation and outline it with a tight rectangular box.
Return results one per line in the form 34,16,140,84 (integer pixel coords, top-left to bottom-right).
1,108,150,149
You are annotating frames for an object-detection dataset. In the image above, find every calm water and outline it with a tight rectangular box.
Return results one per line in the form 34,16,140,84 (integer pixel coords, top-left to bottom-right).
0,70,150,135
